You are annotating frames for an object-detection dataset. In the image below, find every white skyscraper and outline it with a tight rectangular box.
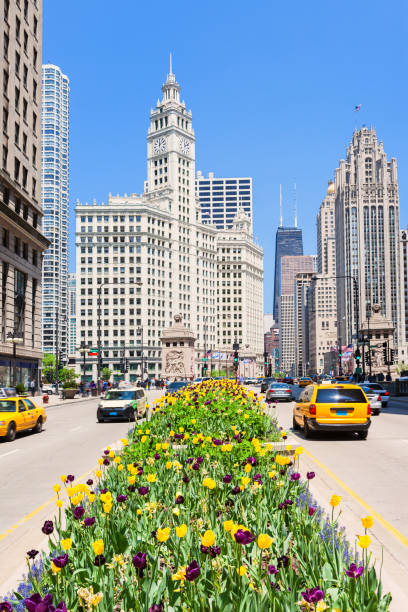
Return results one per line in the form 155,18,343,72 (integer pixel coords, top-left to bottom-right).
41,65,69,358
195,172,252,230
67,273,76,356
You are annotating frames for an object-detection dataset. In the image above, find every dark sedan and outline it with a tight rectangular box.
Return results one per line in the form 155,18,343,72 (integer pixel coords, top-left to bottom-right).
265,383,293,402
165,381,190,396
260,377,276,393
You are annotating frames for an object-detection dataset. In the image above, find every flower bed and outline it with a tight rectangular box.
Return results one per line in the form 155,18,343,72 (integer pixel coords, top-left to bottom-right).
2,381,391,611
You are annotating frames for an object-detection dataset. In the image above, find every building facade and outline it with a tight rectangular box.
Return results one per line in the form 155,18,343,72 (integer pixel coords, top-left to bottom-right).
75,66,263,381
41,64,69,359
294,272,313,376
335,128,401,350
0,0,49,389
308,182,338,373
67,272,76,356
195,172,252,230
279,255,316,373
273,227,303,321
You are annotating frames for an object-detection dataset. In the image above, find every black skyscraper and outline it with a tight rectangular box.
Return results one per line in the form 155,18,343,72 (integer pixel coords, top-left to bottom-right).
273,227,303,321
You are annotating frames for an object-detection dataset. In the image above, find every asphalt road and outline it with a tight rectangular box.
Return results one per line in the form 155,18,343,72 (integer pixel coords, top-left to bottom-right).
0,392,162,593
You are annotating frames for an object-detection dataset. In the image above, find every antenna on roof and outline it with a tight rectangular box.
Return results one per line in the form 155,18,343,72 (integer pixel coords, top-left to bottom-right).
279,184,283,227
169,52,173,74
294,183,298,227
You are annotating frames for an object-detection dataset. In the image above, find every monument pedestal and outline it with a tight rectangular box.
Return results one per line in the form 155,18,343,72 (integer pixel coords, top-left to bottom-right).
161,314,196,381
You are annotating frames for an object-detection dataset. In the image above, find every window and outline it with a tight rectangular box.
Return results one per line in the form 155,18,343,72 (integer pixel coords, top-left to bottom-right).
4,33,9,59
32,112,37,131
32,79,37,99
2,145,7,169
3,70,8,96
22,132,27,153
15,51,20,75
16,17,21,40
23,98,27,120
22,166,28,188
14,122,19,145
15,86,20,109
14,157,20,181
23,65,28,88
23,30,28,52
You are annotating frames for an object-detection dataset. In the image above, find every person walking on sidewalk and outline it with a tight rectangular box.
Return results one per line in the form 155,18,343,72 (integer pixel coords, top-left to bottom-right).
30,379,36,396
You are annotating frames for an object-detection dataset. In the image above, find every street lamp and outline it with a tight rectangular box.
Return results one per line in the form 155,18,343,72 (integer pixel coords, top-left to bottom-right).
6,331,24,387
137,326,144,381
77,341,89,387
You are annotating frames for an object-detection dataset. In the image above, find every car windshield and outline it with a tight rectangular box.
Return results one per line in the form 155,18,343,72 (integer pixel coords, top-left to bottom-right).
270,383,289,389
316,388,367,403
366,383,383,390
360,386,375,394
104,391,137,400
0,400,16,412
169,382,188,389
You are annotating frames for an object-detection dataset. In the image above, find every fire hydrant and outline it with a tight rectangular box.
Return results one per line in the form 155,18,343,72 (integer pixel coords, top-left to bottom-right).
43,394,49,404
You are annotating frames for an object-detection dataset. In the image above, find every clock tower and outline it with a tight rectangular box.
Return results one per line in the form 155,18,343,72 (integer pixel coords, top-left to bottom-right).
146,60,196,224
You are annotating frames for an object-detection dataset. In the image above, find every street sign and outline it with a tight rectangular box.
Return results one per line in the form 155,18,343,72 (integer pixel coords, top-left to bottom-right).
88,348,99,356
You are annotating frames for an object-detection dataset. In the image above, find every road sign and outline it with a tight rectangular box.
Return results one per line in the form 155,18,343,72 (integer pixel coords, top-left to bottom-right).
88,348,99,356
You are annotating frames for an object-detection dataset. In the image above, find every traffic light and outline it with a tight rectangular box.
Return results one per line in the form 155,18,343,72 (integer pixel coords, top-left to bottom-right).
202,363,207,376
354,348,361,363
389,349,395,364
382,342,388,363
263,352,268,367
124,358,129,373
233,351,239,367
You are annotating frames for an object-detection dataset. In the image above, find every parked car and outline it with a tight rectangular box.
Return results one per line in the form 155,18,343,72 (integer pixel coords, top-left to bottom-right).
283,376,294,385
42,384,57,395
0,387,17,398
97,388,147,423
358,385,382,415
293,384,371,439
260,377,276,393
0,397,47,442
298,377,314,388
246,377,258,385
359,382,389,407
265,383,293,402
165,381,190,396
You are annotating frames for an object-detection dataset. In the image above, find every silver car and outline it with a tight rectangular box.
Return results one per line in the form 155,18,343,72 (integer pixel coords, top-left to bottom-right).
265,383,293,402
359,382,389,407
360,385,382,415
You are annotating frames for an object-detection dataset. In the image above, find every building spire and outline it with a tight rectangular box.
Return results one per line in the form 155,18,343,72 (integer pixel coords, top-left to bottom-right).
294,183,298,227
279,184,283,227
169,52,173,75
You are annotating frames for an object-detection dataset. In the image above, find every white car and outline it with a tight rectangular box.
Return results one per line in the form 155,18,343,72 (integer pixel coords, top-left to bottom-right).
359,385,382,415
97,388,147,422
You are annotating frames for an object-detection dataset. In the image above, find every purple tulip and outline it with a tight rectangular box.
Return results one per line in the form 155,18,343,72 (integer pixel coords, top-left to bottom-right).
132,552,147,577
128,485,136,493
210,546,221,558
73,506,85,520
66,474,75,482
84,517,96,527
100,488,108,494
306,471,315,480
41,520,54,535
0,603,13,612
182,475,190,483
192,463,200,471
246,456,257,465
212,438,223,446
231,486,241,495
267,565,279,575
285,499,293,506
308,507,316,516
138,486,149,496
277,555,289,568
175,495,184,504
278,503,285,510
103,458,109,466
290,472,301,481
185,560,201,581
27,550,39,559
223,474,233,483
186,457,194,464
24,593,67,612
117,494,128,503
104,450,109,455
271,581,281,591
345,563,364,578
52,554,69,568
253,473,262,481
301,587,325,603
196,456,204,464
200,545,210,554
154,453,161,460
234,529,256,545
86,479,93,485
149,605,164,612
94,554,106,566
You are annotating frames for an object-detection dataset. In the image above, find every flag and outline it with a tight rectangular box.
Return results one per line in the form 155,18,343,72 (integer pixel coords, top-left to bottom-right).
355,104,361,112
206,349,212,355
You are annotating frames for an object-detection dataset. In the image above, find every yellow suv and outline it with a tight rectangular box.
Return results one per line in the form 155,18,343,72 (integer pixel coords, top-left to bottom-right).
293,384,371,440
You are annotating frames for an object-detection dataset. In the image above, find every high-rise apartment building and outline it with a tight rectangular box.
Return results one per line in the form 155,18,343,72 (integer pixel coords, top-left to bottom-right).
308,182,338,373
0,0,49,389
67,272,76,356
195,172,252,230
335,128,401,348
294,271,314,376
75,66,264,381
41,64,69,359
273,227,303,321
279,255,315,373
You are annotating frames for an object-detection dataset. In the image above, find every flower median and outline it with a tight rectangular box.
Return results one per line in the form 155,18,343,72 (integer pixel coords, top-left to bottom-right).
2,380,391,611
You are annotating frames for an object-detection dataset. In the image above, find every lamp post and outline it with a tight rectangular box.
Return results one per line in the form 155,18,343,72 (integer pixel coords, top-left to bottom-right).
137,326,144,381
78,341,89,387
6,331,24,387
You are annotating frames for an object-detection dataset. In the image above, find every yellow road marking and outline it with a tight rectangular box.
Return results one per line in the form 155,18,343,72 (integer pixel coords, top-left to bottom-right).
304,448,408,548
0,466,96,542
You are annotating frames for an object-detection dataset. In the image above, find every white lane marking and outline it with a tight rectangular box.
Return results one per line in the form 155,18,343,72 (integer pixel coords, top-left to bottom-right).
0,449,19,459
70,426,82,432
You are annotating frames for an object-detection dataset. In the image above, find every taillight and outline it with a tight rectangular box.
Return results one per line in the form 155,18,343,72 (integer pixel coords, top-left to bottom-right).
285,389,291,392
367,404,371,416
377,395,382,401
385,391,389,396
309,404,316,415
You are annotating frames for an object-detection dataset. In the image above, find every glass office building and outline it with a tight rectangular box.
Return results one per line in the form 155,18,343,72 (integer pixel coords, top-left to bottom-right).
273,227,303,321
195,171,252,230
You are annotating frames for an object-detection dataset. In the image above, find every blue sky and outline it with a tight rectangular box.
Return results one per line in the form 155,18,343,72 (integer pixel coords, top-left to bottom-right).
43,0,408,312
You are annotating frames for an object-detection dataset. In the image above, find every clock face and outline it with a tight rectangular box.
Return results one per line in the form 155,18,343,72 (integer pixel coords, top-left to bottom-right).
153,137,167,155
178,137,190,155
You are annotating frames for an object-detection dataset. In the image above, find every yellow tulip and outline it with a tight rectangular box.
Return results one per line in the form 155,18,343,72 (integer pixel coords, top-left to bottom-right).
109,451,115,458
95,469,102,478
147,474,157,483
53,484,61,494
157,527,171,542
241,476,251,487
169,430,175,437
257,534,273,549
145,429,150,434
156,443,162,451
51,562,61,574
268,471,277,479
88,494,95,503
98,458,103,465
330,495,341,507
358,535,371,549
61,538,72,551
201,530,216,547
244,463,252,473
223,520,234,532
103,503,112,513
92,540,104,555
56,500,63,508
137,509,142,516
141,435,147,443
60,474,67,483
236,565,246,576
121,438,128,446
128,476,136,485
361,516,374,529
162,443,169,450
176,524,188,538
172,508,180,516
118,464,124,472
202,477,216,490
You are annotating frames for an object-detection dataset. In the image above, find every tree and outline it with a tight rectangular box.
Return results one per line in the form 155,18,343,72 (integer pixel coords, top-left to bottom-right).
102,367,112,381
42,353,56,383
60,368,80,388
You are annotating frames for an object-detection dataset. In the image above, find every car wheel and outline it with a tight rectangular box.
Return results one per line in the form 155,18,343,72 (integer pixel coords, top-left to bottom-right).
304,418,313,439
357,430,368,440
292,415,301,430
33,417,42,434
6,422,16,442
97,417,104,423
374,409,380,415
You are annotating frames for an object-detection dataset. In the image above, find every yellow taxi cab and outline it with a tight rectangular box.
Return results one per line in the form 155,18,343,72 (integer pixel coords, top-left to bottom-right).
293,383,371,440
298,377,314,388
0,397,47,442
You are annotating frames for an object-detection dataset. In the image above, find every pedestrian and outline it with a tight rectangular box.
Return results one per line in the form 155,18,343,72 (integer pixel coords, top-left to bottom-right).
386,372,392,382
30,378,36,396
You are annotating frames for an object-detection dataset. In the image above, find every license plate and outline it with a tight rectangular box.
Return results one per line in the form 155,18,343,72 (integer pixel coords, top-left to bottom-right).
109,411,117,416
336,409,347,415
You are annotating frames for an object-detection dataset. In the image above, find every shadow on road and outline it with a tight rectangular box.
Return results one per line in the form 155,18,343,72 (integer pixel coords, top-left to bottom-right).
381,402,408,416
289,427,370,442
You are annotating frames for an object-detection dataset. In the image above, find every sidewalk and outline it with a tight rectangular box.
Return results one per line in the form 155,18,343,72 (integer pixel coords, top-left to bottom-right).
27,394,97,408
